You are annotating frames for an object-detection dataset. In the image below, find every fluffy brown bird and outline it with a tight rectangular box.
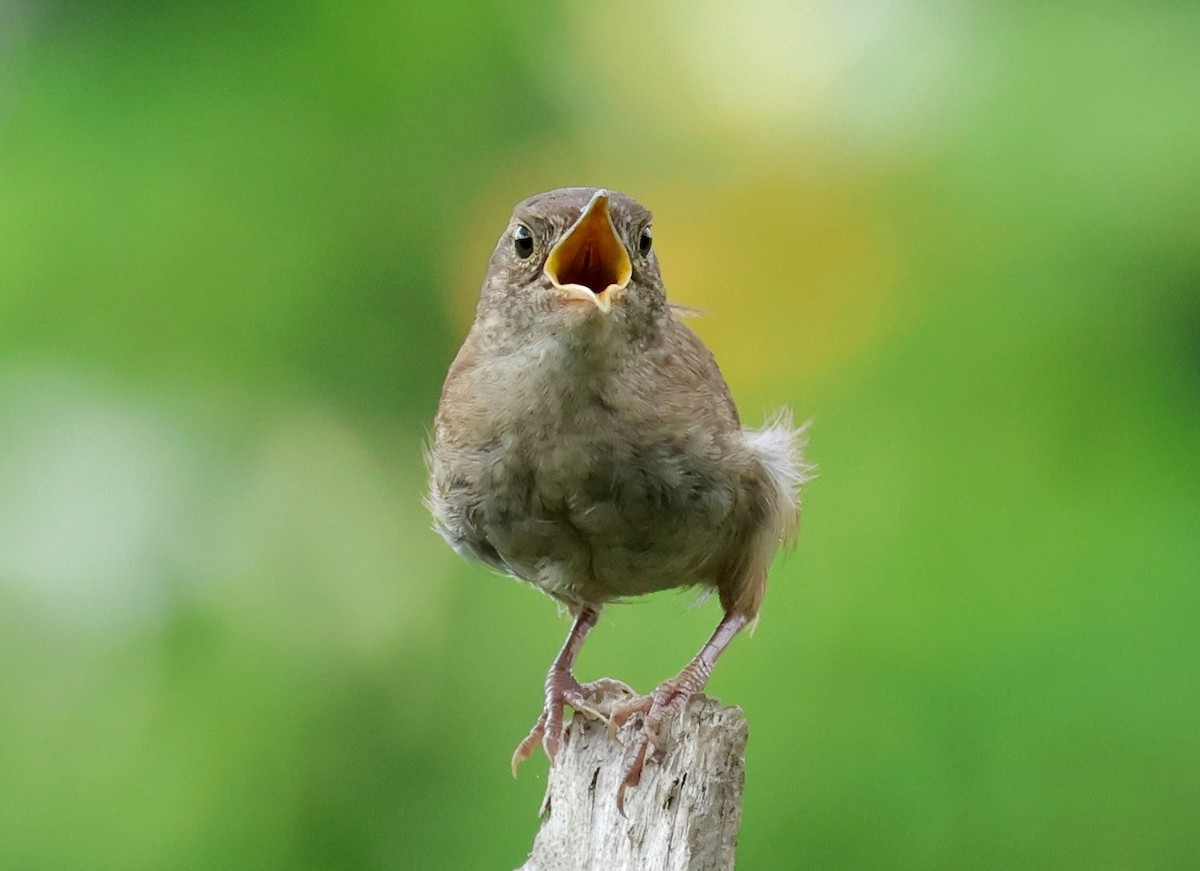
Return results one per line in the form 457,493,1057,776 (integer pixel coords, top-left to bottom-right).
427,187,809,806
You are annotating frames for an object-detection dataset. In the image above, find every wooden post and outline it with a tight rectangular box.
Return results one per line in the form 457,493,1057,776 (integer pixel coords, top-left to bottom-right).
518,694,748,871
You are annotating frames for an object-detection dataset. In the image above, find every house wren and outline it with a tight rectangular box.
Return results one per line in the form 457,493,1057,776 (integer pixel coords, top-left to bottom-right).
427,187,809,807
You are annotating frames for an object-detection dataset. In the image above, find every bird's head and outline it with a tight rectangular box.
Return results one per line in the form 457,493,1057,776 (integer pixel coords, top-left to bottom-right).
477,187,666,332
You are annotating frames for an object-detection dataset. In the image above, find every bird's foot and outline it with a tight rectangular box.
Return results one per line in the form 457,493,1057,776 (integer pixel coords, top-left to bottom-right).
511,672,634,776
607,662,709,813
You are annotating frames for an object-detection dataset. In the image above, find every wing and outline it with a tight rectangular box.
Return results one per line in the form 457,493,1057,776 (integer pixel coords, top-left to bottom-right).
642,314,742,431
649,316,811,619
425,329,516,575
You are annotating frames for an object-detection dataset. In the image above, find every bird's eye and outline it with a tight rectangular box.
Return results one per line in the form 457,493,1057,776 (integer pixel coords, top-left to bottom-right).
513,224,534,259
638,225,653,256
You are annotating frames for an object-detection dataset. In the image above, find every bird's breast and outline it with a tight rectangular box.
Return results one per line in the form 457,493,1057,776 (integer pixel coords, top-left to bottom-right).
433,330,751,604
477,418,738,599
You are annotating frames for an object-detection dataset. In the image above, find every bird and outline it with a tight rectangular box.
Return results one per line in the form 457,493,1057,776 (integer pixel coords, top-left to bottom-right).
426,187,809,807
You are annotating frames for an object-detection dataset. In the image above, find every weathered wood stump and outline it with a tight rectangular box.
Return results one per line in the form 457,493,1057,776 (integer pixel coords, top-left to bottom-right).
518,692,748,871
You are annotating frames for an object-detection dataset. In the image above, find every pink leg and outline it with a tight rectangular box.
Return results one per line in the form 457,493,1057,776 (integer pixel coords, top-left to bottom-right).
609,610,750,811
511,607,606,775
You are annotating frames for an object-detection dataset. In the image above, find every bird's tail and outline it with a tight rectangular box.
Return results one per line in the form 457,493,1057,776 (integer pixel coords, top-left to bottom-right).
728,410,814,619
745,409,813,549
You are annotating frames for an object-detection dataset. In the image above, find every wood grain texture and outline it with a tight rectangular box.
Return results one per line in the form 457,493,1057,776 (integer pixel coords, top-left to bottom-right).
518,695,747,871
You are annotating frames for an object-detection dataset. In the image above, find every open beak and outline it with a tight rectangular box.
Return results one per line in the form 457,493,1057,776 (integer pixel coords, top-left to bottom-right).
544,190,632,313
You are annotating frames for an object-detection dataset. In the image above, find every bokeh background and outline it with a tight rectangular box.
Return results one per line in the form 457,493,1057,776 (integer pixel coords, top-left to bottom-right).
2,2,1197,868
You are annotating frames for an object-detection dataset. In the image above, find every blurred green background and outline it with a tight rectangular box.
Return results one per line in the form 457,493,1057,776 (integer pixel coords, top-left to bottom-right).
2,2,1197,868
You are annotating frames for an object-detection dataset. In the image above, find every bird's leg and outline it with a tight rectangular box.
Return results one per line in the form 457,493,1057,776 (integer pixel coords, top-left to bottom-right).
511,606,610,775
608,609,750,810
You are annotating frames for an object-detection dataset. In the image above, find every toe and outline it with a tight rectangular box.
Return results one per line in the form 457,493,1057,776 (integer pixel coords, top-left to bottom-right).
542,703,566,760
511,711,547,777
607,696,650,738
616,734,653,814
561,685,605,721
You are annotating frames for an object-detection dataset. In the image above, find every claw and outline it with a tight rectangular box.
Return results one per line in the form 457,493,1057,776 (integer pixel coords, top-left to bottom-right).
513,608,604,777
607,666,707,807
615,735,653,816
518,611,750,809
512,671,615,776
511,710,547,777
543,697,565,760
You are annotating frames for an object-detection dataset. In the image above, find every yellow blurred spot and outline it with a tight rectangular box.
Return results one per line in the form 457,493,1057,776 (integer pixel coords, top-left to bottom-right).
647,179,905,386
